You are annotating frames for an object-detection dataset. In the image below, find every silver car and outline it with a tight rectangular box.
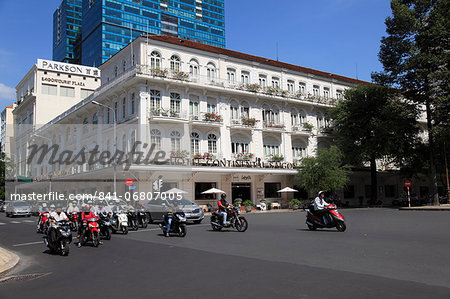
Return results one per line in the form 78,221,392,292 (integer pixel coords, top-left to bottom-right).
145,198,204,224
5,201,32,217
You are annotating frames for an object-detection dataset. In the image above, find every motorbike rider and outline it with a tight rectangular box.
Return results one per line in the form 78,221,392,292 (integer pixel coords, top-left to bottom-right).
314,191,330,224
163,200,179,237
49,204,56,213
66,202,79,214
77,204,100,247
217,193,232,226
94,202,111,217
50,205,69,222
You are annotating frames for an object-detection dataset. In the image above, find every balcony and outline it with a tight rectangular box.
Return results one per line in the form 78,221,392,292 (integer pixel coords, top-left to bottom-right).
149,108,188,122
191,112,223,126
230,117,259,129
291,123,313,135
263,121,285,131
133,65,340,107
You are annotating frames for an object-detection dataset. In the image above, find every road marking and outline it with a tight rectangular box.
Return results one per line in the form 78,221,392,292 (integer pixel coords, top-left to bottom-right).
23,220,35,223
0,222,6,225
126,223,210,234
12,241,43,247
10,221,21,224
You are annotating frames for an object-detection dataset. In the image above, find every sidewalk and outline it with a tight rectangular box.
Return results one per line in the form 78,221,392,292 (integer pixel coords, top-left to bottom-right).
399,204,450,211
0,247,19,275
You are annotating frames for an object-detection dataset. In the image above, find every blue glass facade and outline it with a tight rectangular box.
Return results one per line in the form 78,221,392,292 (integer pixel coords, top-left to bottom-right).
53,0,83,64
81,0,225,67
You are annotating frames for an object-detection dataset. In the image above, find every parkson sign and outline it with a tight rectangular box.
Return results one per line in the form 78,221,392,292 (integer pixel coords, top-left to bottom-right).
37,59,100,77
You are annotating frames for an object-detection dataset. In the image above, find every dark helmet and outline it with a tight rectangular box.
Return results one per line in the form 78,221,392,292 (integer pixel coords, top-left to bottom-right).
220,193,227,199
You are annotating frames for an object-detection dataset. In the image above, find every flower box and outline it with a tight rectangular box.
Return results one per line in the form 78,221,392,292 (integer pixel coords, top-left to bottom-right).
203,113,222,122
152,68,168,78
235,152,254,160
170,150,188,159
242,117,259,127
172,71,189,81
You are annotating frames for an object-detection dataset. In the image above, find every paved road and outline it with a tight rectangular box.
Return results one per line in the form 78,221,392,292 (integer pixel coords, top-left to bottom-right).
0,209,449,298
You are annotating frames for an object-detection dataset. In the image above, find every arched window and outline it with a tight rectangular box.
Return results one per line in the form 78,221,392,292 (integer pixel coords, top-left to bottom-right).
170,131,181,151
262,105,280,125
83,117,89,133
129,93,135,115
150,90,161,115
207,133,217,153
190,132,200,154
189,95,199,118
170,93,181,117
206,63,216,81
292,140,307,158
122,134,127,152
230,100,239,122
130,130,136,150
189,59,199,76
240,101,249,119
150,51,161,69
316,112,324,129
150,129,161,150
92,112,98,125
122,98,126,118
169,55,180,72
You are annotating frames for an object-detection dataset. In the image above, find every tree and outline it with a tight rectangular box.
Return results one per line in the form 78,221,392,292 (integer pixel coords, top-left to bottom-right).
329,84,420,203
373,0,450,205
296,146,351,196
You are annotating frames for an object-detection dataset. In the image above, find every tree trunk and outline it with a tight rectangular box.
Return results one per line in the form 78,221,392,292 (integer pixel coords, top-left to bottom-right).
425,100,439,206
370,154,378,204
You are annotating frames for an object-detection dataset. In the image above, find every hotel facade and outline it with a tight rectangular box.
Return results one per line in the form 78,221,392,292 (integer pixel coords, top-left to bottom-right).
13,36,431,207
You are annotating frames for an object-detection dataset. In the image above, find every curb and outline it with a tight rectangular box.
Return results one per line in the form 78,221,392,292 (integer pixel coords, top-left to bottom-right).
399,205,450,211
0,247,20,275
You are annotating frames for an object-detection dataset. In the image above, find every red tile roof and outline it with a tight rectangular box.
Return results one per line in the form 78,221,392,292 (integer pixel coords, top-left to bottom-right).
145,35,370,86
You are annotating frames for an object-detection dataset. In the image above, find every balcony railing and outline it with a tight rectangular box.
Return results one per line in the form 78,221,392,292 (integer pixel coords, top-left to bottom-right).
263,121,285,130
134,65,340,106
150,108,188,120
230,118,259,128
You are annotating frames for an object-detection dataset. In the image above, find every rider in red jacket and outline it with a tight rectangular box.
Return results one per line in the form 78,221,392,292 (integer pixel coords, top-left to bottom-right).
77,205,97,242
217,193,231,226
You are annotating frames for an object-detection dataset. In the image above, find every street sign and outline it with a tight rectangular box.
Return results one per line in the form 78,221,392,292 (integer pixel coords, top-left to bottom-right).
129,185,136,190
125,178,134,186
404,180,411,188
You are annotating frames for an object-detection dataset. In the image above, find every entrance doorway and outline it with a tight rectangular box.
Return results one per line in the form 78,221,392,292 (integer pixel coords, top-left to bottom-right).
232,183,251,204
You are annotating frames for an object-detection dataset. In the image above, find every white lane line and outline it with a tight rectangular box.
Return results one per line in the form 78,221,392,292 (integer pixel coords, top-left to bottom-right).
23,220,35,223
10,221,21,224
0,222,6,225
12,241,43,247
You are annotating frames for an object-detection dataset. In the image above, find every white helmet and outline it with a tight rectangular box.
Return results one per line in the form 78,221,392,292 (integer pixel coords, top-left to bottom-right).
42,203,47,208
318,191,326,196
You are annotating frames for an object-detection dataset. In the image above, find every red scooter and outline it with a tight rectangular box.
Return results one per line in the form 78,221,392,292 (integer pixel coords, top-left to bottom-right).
37,212,50,234
306,204,346,232
79,217,101,247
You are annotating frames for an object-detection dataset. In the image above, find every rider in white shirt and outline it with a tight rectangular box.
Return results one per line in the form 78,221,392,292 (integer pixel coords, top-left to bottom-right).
94,203,111,216
66,202,80,214
50,206,69,222
314,191,330,224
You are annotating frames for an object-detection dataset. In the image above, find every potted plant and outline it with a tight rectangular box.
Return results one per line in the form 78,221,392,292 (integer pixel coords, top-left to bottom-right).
235,152,254,161
302,122,314,131
202,152,214,159
170,110,180,118
234,198,242,207
246,83,261,93
267,202,272,210
203,112,223,122
192,153,202,159
269,154,284,162
152,68,168,78
172,71,189,81
242,200,254,213
242,117,259,127
289,199,302,210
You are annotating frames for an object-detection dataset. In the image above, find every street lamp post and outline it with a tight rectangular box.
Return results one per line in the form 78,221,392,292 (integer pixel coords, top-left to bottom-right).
92,101,117,195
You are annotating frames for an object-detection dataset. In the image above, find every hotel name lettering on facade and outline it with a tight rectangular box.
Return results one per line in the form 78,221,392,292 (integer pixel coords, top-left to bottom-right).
189,158,298,169
41,77,86,86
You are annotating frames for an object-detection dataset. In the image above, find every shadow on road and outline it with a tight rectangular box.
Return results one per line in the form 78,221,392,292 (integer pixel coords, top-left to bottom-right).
296,228,341,233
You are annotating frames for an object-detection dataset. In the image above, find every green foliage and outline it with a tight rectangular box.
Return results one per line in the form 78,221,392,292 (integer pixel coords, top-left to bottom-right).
296,146,351,195
289,199,302,207
242,200,254,207
330,84,420,167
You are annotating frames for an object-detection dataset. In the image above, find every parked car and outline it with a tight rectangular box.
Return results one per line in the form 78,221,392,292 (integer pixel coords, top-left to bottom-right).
144,198,204,224
5,201,32,217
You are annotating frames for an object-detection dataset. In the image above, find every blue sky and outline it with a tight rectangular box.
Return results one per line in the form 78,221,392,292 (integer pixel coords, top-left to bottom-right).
0,0,392,111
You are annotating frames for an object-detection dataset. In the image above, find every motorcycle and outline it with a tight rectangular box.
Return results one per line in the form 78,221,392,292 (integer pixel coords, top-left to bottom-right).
110,212,129,234
159,212,187,237
137,211,149,228
79,217,101,247
37,211,50,234
44,219,72,256
127,211,139,231
68,212,79,232
305,204,346,232
98,213,112,240
210,206,248,232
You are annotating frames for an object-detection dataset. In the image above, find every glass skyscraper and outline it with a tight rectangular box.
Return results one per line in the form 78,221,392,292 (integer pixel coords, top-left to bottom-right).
81,0,225,67
53,0,83,64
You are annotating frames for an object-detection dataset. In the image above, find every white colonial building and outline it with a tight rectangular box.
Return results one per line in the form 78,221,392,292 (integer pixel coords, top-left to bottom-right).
14,35,436,207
